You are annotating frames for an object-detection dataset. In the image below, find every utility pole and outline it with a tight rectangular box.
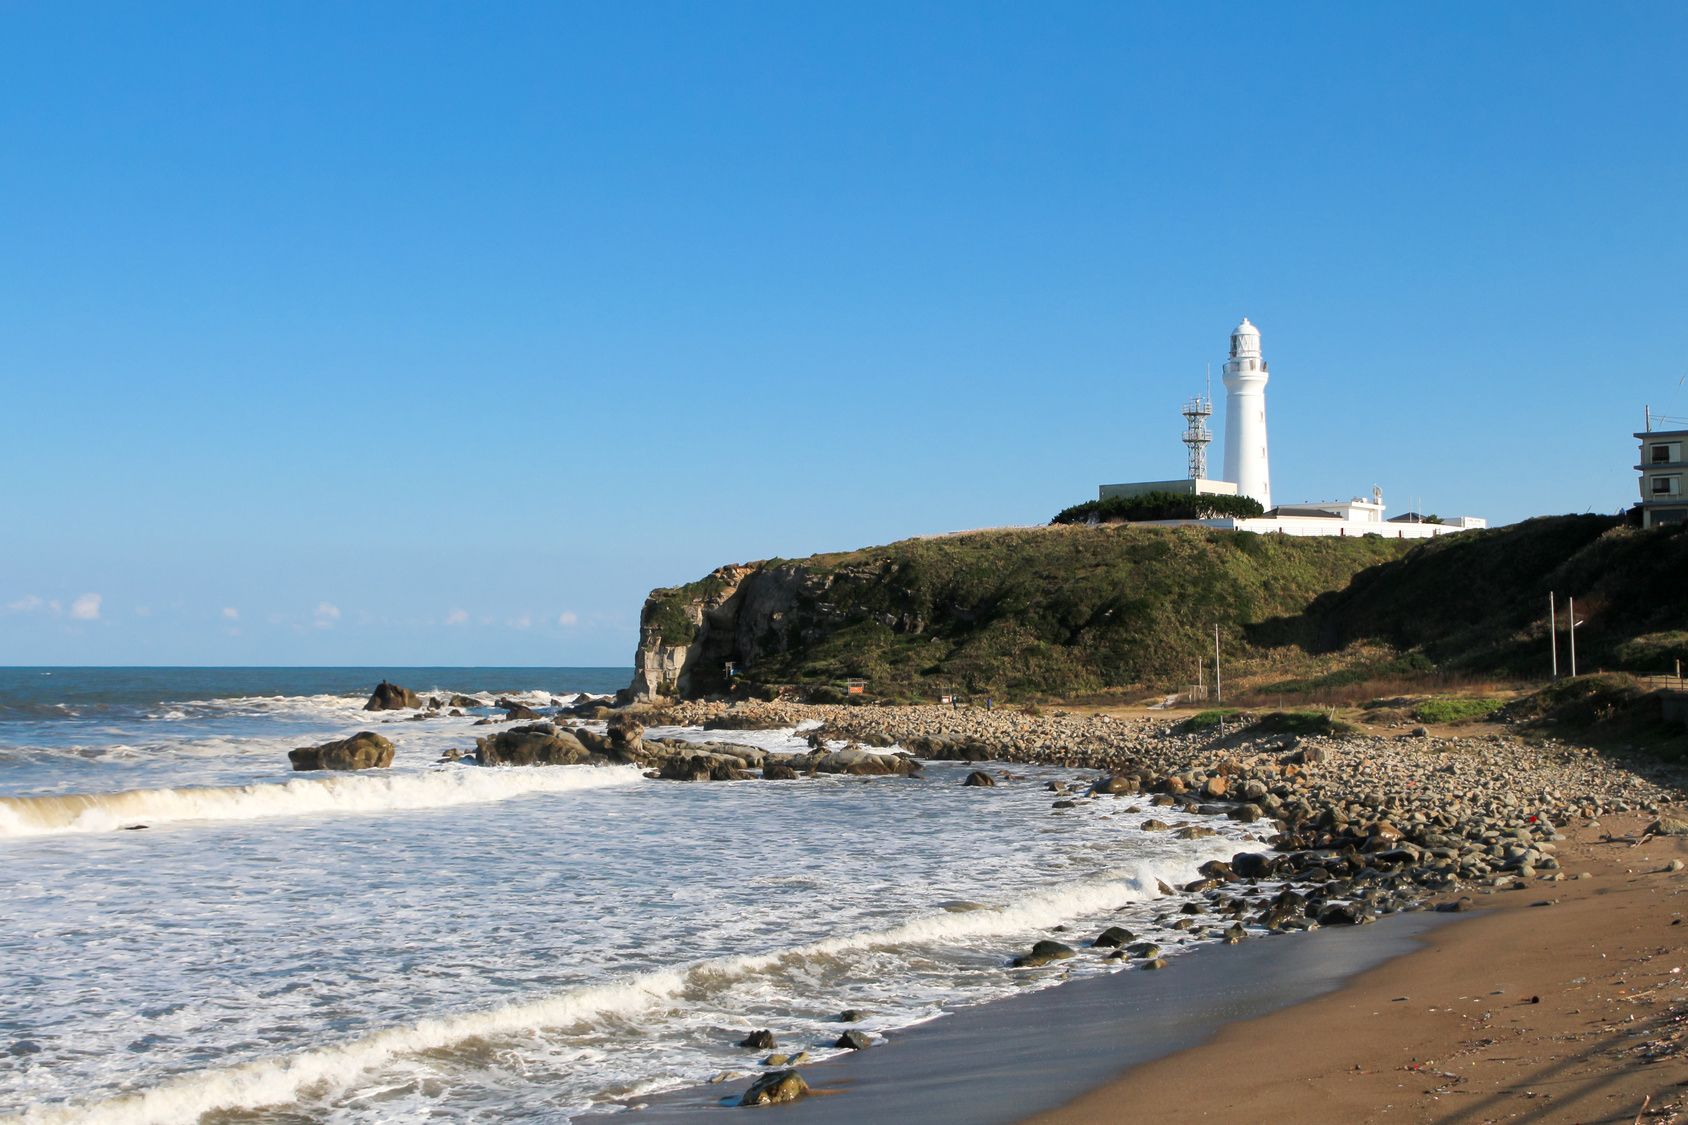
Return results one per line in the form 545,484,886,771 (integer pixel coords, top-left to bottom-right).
1568,595,1578,678
1214,624,1223,704
1549,592,1558,678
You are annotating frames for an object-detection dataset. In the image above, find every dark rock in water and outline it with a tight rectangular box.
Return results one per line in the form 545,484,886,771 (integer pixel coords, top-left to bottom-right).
1231,852,1276,879
1139,957,1169,970
1317,902,1374,926
1093,926,1134,948
1140,819,1172,832
963,770,996,788
289,732,396,771
121,824,149,831
363,681,420,711
1174,825,1217,839
703,712,788,731
834,1029,872,1050
1126,942,1162,958
1198,860,1235,881
475,725,588,767
427,696,442,709
503,703,543,722
762,761,799,780
1435,897,1475,913
1093,774,1138,796
1052,799,1077,809
448,709,463,717
1227,803,1264,823
739,1069,808,1106
738,1029,776,1050
1223,922,1247,944
835,1009,869,1022
7,1040,42,1057
447,694,481,709
660,754,750,782
1011,939,1076,968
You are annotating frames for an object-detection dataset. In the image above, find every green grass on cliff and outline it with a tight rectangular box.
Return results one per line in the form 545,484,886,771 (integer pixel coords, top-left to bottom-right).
645,516,1688,702
724,525,1411,698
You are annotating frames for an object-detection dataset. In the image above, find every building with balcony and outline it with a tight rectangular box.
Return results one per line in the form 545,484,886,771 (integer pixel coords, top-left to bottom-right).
1637,421,1688,527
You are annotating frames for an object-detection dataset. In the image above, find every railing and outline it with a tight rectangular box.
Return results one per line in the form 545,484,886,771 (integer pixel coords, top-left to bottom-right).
1637,674,1688,694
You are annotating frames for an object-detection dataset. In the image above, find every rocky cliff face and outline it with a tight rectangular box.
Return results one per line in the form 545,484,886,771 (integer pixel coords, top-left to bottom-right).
626,526,1442,702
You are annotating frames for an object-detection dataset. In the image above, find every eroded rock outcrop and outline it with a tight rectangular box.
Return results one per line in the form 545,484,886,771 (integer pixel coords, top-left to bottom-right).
364,681,421,711
289,732,396,771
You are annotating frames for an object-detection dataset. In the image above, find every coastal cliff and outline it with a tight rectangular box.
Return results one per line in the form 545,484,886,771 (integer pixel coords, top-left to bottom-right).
629,525,1411,701
630,517,1688,702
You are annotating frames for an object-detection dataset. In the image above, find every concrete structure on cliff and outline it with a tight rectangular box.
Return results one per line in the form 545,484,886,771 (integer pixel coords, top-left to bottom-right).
1637,413,1688,528
1099,318,1485,539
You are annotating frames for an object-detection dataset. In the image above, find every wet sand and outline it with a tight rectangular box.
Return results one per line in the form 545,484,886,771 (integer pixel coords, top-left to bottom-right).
638,813,1688,1124
637,912,1447,1122
1029,811,1688,1125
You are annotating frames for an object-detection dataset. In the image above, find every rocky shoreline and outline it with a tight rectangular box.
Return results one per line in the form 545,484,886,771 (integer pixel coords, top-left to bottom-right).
335,686,1688,1111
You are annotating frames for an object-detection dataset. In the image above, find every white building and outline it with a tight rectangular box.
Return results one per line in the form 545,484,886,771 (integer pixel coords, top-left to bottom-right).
1097,318,1486,539
1637,417,1688,527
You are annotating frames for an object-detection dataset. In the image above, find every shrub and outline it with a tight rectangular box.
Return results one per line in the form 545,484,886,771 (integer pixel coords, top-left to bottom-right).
1183,708,1243,730
1253,710,1355,736
1052,492,1266,525
1413,697,1504,724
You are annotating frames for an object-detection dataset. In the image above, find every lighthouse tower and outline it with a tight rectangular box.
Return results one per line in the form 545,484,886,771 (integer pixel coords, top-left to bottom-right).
1221,317,1272,509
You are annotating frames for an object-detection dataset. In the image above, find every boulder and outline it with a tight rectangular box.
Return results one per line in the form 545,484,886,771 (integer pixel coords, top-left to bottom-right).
289,732,395,771
762,761,800,780
1093,926,1134,948
607,713,645,752
475,725,589,767
363,681,420,711
447,694,481,709
1140,819,1172,832
1647,817,1688,837
1231,852,1276,879
503,703,542,721
1093,774,1138,796
963,770,996,787
834,1029,871,1050
1011,940,1076,968
737,1029,776,1050
739,1070,808,1106
835,1009,870,1022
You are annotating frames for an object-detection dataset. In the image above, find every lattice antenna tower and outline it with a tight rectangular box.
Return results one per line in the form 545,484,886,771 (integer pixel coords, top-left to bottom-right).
1181,382,1214,480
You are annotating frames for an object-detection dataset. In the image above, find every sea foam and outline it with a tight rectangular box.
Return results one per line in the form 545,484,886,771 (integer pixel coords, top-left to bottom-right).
10,867,1182,1125
0,765,643,839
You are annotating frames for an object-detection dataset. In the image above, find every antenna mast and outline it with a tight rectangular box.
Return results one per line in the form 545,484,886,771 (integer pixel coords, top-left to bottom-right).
1182,387,1214,480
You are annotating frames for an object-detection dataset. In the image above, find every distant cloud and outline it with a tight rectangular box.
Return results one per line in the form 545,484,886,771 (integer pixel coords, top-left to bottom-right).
221,607,239,621
445,608,469,626
134,605,153,617
557,611,579,627
5,595,44,613
510,614,533,630
313,602,341,629
69,593,102,621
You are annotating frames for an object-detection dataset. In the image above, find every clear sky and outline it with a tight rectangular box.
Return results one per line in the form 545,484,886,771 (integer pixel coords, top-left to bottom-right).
3,2,1685,666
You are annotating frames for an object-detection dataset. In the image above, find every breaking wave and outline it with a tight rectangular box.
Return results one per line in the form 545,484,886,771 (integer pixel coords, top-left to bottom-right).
0,765,644,839
10,868,1181,1124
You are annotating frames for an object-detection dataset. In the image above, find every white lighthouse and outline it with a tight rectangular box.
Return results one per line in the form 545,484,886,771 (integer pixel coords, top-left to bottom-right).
1221,317,1272,509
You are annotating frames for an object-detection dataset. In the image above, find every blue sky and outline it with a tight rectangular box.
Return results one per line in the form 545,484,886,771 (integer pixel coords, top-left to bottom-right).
3,2,1685,665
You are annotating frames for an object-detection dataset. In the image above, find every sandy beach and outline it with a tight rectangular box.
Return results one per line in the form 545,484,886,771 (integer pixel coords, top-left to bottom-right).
1031,810,1688,1125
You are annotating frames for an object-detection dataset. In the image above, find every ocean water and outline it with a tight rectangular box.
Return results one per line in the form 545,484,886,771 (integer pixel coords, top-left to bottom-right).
0,668,1269,1123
